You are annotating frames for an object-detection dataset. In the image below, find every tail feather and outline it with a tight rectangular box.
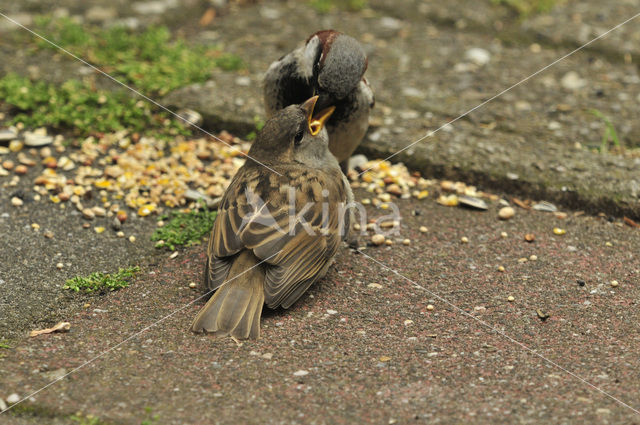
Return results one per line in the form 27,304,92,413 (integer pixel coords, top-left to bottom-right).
192,251,265,339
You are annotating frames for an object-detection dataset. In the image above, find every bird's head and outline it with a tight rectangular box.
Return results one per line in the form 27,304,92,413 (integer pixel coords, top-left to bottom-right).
249,96,335,166
305,30,368,106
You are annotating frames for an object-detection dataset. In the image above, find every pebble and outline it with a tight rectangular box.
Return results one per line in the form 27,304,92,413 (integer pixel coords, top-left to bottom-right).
610,280,619,287
498,206,515,220
464,47,491,66
371,234,385,246
6,393,20,404
11,197,23,207
293,370,309,377
419,226,428,233
561,71,586,91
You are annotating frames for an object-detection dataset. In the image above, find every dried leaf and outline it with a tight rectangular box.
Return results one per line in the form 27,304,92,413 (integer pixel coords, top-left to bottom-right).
30,321,70,337
623,216,640,228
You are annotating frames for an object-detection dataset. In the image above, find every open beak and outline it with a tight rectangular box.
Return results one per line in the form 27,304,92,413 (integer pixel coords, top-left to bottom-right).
301,95,335,136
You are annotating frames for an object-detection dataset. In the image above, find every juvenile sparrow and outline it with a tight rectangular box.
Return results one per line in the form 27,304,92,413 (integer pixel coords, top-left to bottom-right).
192,96,353,339
264,30,374,172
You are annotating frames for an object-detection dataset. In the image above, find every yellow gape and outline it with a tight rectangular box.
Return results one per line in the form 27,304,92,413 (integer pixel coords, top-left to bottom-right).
308,105,335,136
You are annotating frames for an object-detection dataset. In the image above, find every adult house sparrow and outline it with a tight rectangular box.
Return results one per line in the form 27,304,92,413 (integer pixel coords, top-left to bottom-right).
192,96,354,339
264,30,374,172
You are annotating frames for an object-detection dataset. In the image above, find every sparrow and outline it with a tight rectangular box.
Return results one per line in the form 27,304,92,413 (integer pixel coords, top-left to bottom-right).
192,96,354,339
263,29,374,173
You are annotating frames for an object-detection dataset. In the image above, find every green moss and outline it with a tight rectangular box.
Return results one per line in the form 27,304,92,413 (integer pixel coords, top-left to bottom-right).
490,0,558,17
309,0,368,13
151,205,217,251
0,17,244,137
64,266,140,293
33,17,244,96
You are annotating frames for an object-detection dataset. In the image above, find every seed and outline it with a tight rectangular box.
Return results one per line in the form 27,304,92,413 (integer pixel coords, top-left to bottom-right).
116,231,125,238
498,206,515,220
553,227,566,235
529,255,538,261
461,236,469,243
82,208,95,220
353,223,361,231
426,304,434,311
11,197,23,207
56,262,64,270
402,239,411,246
419,226,428,233
189,282,197,288
371,234,385,245
610,280,619,287
605,242,612,247
518,257,528,263
94,226,105,234
385,239,393,246
498,265,505,272
524,233,535,242
129,235,136,243
31,223,40,230
508,296,515,302
500,232,508,238
14,164,28,175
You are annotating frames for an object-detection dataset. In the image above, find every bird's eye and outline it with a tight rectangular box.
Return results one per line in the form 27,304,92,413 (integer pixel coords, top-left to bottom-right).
294,128,304,145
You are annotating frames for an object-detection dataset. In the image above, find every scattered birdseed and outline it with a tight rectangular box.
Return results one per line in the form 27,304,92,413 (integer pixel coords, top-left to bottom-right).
605,242,613,247
419,226,428,233
529,255,538,261
610,280,619,287
31,223,40,230
11,197,23,207
553,227,566,235
508,296,515,302
461,236,469,243
426,304,434,311
384,239,393,246
56,262,64,270
500,232,508,238
116,231,125,238
188,282,197,288
524,233,536,242
498,265,505,272
437,194,459,207
94,227,105,234
128,235,136,243
402,239,411,246
371,234,385,245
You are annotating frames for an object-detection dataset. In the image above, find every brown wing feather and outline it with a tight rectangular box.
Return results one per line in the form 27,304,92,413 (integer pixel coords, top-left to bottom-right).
207,165,347,307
